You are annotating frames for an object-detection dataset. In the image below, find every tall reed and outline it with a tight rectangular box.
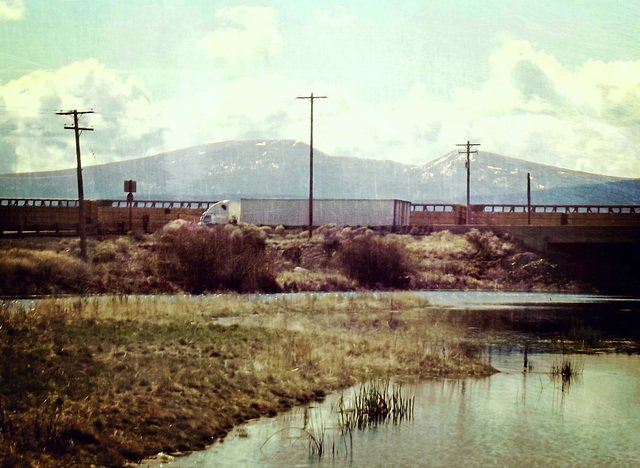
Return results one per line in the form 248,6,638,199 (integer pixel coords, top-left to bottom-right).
337,378,415,432
549,356,583,382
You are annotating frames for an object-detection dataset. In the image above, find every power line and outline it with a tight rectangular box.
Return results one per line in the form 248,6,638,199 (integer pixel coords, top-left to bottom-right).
0,104,66,113
0,104,103,114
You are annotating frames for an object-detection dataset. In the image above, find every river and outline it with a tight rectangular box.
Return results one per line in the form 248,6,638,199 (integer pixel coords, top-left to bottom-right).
136,291,640,467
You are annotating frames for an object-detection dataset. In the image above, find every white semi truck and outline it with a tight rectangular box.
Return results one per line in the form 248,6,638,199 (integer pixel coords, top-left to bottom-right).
199,199,410,228
198,200,241,225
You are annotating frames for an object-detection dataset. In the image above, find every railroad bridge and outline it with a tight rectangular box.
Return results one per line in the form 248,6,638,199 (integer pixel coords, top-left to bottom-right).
1,198,639,253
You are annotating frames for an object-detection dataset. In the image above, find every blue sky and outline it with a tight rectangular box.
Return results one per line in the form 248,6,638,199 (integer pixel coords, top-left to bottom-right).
1,0,640,179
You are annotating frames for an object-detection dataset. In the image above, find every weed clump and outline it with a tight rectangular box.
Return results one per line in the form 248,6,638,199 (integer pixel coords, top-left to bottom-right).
568,324,603,349
549,356,583,384
338,378,415,432
465,229,514,260
338,235,414,289
157,224,280,293
0,248,91,295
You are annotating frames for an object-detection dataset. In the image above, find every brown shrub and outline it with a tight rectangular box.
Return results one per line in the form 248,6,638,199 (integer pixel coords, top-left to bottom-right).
338,235,414,289
464,229,514,260
156,224,280,293
0,249,92,295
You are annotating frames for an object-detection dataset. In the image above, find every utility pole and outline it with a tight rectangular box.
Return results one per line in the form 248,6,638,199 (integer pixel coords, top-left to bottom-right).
56,109,94,261
296,93,327,238
456,141,480,225
527,172,532,225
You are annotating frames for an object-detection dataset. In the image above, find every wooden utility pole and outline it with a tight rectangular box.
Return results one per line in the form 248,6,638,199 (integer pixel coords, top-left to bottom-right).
56,109,94,261
456,141,480,225
527,172,532,225
296,93,327,238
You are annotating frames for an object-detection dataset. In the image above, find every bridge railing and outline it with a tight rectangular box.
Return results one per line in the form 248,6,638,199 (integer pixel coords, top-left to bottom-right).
410,204,458,212
410,203,640,226
410,204,466,225
0,198,217,209
0,198,80,207
100,200,216,210
0,198,218,235
478,204,638,214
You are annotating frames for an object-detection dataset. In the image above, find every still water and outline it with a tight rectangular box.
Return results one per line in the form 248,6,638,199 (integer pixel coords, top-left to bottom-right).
148,351,640,467
10,291,638,466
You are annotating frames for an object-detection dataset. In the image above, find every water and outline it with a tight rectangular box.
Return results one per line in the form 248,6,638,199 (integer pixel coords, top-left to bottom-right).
142,351,640,468
6,290,639,312
252,290,640,310
8,291,639,466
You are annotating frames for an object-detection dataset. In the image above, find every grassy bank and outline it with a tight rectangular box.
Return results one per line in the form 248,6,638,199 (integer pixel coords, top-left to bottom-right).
0,224,582,296
0,294,495,466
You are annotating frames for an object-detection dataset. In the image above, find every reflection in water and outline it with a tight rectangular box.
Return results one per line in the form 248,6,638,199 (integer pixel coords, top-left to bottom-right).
147,353,640,467
548,355,584,404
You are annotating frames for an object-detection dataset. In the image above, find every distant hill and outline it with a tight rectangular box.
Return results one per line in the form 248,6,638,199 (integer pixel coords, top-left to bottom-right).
0,139,638,205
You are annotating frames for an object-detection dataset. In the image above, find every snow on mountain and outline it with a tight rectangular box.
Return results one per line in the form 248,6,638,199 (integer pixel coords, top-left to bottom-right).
0,140,638,205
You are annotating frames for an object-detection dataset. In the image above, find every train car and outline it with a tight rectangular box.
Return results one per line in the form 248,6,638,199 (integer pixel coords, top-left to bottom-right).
239,198,411,228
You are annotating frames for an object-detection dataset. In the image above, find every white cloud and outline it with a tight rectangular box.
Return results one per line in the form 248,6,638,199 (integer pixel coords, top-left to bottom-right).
158,74,306,151
2,38,639,179
0,0,25,21
308,84,453,166
443,39,640,177
0,59,165,173
197,6,282,66
296,39,640,178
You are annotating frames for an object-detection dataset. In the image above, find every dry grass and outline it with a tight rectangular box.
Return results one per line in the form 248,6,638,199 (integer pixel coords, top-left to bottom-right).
0,294,494,466
0,248,92,295
0,226,578,297
277,269,357,292
403,229,572,291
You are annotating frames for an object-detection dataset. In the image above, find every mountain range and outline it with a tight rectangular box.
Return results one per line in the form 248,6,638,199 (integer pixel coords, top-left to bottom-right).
0,139,638,205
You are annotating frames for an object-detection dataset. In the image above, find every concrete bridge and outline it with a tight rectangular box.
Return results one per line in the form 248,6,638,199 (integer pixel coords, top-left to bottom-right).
2,199,639,253
410,203,640,252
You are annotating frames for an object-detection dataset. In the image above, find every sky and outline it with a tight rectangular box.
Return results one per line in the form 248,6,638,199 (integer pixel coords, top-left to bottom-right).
1,0,640,178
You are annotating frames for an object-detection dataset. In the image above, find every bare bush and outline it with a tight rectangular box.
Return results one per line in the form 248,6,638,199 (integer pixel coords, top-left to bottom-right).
0,249,92,295
157,224,279,293
465,229,514,260
338,235,414,288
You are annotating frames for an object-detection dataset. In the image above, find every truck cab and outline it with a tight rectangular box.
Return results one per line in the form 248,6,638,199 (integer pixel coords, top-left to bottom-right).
199,200,240,225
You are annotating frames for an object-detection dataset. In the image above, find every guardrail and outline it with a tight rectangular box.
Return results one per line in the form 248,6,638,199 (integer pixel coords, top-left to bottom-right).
410,204,458,212
100,200,215,209
0,198,217,236
0,198,80,207
0,198,217,209
410,203,640,226
477,204,638,214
